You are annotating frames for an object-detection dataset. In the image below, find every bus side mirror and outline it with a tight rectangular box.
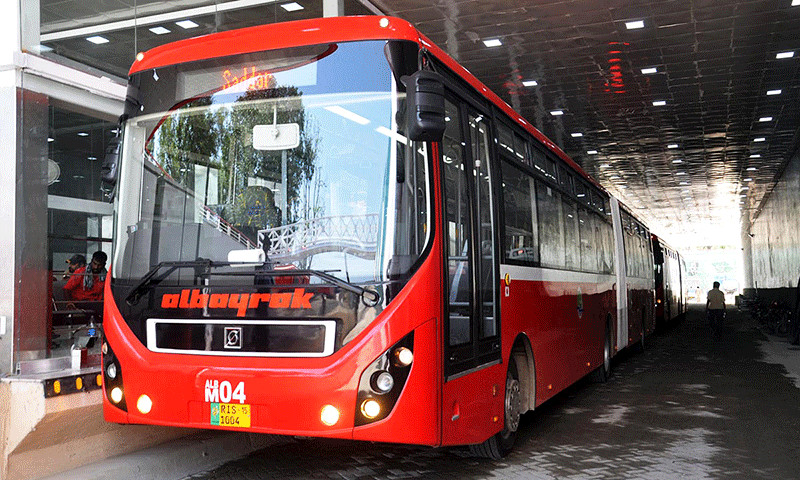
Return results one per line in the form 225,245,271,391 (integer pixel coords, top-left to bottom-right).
101,135,120,186
402,70,445,142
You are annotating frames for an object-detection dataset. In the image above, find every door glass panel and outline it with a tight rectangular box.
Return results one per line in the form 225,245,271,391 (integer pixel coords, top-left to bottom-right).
443,100,471,347
469,112,496,340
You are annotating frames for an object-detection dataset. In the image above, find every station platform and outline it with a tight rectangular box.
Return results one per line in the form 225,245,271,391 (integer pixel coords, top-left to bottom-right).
6,303,800,480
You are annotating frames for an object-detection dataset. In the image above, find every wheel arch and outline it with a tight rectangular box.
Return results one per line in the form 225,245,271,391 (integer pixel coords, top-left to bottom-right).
510,334,535,413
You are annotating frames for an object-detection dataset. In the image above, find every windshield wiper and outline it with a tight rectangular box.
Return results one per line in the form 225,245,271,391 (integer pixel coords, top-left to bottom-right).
253,268,381,305
126,259,216,305
125,261,380,306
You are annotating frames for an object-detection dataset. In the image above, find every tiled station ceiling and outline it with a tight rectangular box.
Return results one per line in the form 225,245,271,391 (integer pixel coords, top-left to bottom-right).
40,0,800,247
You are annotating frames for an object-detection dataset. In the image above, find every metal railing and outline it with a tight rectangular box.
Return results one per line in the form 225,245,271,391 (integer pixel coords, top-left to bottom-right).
201,206,257,249
258,214,379,260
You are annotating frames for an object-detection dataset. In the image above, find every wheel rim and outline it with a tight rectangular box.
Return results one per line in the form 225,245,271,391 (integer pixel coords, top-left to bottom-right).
603,333,611,373
505,375,521,433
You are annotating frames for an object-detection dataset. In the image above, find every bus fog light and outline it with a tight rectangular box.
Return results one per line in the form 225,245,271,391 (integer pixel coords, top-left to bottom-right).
320,405,340,426
360,399,381,419
394,347,413,367
110,387,123,403
106,362,117,379
371,371,394,393
137,395,153,414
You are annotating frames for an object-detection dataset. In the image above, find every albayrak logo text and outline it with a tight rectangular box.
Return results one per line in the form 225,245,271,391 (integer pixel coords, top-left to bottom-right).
161,288,313,317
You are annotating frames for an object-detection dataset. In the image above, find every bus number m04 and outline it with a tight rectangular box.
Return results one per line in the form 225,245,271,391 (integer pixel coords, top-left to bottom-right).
205,379,247,404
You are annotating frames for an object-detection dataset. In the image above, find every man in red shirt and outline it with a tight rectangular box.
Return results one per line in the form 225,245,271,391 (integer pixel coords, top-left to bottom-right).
63,251,107,301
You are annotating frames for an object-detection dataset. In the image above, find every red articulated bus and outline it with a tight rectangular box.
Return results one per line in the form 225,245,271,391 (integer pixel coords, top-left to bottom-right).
101,16,655,458
652,234,687,329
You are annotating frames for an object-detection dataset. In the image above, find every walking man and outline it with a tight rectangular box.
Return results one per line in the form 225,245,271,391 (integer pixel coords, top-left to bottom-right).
706,281,726,338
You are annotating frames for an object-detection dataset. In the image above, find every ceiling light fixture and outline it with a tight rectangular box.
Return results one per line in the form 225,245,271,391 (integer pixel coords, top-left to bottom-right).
767,89,782,95
625,20,645,29
550,110,564,116
281,2,304,11
641,67,657,74
652,100,666,106
776,51,794,59
667,144,679,149
149,26,170,35
86,35,109,44
483,39,502,47
176,20,199,29
743,178,752,182
759,116,773,122
793,0,800,6
522,80,538,87
746,167,757,171
754,137,766,142
587,150,598,155
750,154,761,158
571,133,583,137
672,159,683,164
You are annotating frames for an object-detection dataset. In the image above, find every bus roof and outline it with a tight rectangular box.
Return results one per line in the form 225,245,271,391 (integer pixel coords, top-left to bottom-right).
130,15,603,192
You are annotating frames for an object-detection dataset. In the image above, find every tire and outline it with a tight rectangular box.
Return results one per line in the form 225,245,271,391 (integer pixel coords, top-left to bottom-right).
469,359,521,459
590,326,611,383
634,314,646,353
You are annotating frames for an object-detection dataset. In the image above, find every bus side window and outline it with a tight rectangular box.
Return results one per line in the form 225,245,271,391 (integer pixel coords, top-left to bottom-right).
536,180,565,269
500,161,538,265
578,207,597,273
563,198,579,270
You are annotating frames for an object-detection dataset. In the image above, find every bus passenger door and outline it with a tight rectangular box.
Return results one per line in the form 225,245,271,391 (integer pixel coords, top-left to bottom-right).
440,96,501,445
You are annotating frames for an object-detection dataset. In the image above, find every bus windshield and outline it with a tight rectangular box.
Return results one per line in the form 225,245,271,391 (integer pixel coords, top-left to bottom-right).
112,40,430,297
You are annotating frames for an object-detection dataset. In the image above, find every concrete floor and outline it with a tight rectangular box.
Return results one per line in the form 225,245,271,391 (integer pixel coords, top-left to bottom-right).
48,304,800,480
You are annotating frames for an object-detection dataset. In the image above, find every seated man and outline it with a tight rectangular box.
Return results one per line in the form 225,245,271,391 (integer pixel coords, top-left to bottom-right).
63,251,107,302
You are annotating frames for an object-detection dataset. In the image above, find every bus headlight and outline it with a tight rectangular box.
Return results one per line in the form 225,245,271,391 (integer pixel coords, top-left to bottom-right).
394,347,413,367
103,341,127,411
137,395,153,414
110,387,123,403
360,399,381,419
355,332,414,426
371,371,394,393
320,405,340,426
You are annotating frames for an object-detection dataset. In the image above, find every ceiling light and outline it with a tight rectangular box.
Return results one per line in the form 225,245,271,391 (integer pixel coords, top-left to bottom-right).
743,178,752,182
667,144,678,149
672,159,683,163
641,67,657,74
676,172,687,175
550,110,564,116
754,137,766,142
522,80,538,87
571,133,583,137
793,0,800,5
600,164,610,168
86,36,109,44
587,150,598,155
77,132,89,136
483,39,502,47
176,20,199,29
625,20,645,30
47,137,54,142
759,116,773,122
746,167,757,171
767,89,782,95
652,100,666,106
281,2,304,11
750,154,761,158
149,26,170,35
776,51,794,59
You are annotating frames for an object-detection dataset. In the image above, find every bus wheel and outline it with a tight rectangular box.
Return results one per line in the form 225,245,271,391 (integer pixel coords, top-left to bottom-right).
590,326,611,383
635,314,646,353
469,359,520,459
